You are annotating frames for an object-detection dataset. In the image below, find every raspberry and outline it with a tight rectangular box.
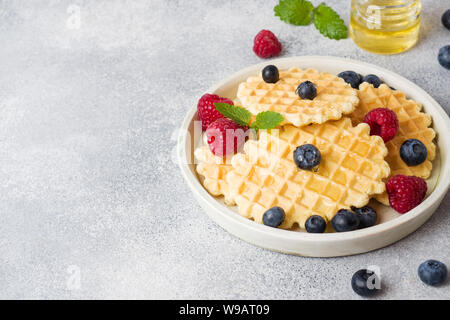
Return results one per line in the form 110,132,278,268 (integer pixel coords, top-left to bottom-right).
253,30,282,59
386,175,427,214
363,108,399,142
197,94,234,131
206,118,248,157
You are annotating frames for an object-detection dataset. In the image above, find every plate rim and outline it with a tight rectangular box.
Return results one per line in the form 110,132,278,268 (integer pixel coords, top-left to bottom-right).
177,56,450,247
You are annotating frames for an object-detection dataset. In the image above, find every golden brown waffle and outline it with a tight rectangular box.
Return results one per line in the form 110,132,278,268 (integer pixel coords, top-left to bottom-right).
195,146,235,205
226,118,390,229
236,67,359,127
350,83,436,205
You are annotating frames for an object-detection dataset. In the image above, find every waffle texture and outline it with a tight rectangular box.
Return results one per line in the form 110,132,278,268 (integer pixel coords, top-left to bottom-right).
194,146,235,205
237,67,359,127
226,118,390,229
350,83,436,205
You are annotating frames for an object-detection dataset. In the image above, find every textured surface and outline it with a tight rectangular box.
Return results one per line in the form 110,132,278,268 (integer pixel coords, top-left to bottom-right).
237,67,358,126
351,83,436,205
227,118,389,228
195,146,235,205
0,0,448,299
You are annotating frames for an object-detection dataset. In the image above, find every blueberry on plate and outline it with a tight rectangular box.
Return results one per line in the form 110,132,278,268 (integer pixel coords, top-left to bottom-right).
262,65,279,83
331,209,359,232
438,45,450,70
400,139,427,166
293,144,321,170
442,9,450,30
262,206,285,228
418,260,448,286
362,74,383,88
305,215,327,233
296,81,317,100
351,269,381,297
352,206,377,229
337,70,363,89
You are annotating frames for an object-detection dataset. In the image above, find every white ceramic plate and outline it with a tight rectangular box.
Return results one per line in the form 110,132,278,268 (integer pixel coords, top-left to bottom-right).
178,56,450,257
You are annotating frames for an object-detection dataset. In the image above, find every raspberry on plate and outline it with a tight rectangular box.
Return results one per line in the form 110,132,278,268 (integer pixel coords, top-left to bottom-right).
386,175,427,214
253,30,282,59
197,94,234,131
205,118,248,157
363,108,399,142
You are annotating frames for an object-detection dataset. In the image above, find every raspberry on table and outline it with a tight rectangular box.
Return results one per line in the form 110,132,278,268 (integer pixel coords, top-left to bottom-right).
363,108,399,142
197,94,234,131
205,118,248,157
253,30,282,59
386,175,427,214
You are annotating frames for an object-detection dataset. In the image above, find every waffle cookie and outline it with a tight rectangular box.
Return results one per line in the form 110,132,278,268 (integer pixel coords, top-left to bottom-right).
226,118,390,229
194,146,235,205
236,67,359,127
350,83,436,205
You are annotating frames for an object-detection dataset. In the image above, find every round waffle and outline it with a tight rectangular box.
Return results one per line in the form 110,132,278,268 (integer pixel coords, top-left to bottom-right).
350,83,436,205
226,118,390,229
236,67,359,127
194,146,235,205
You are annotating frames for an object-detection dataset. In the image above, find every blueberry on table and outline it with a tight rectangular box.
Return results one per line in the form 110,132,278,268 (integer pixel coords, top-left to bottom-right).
305,215,327,233
331,209,359,232
362,74,383,88
351,269,381,297
262,206,285,228
296,81,317,100
418,260,448,286
293,144,321,170
400,139,427,166
262,65,279,83
438,45,450,70
351,206,377,229
338,70,363,89
442,9,450,30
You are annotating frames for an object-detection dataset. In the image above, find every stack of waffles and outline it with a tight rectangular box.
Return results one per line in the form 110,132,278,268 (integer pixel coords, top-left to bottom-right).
195,67,435,230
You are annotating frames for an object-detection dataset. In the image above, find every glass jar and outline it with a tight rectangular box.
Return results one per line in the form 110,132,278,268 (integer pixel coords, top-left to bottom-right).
350,0,422,54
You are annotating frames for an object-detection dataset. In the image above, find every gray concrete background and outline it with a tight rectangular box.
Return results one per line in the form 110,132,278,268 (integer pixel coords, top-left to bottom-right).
0,0,448,299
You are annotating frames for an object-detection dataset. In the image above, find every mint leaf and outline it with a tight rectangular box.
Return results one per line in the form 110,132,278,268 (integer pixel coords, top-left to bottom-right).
251,111,284,130
214,102,252,127
312,3,348,40
274,0,314,26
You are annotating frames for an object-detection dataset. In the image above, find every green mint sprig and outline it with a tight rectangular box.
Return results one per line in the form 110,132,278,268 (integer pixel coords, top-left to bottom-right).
214,102,284,130
250,111,285,130
274,0,314,26
274,0,348,40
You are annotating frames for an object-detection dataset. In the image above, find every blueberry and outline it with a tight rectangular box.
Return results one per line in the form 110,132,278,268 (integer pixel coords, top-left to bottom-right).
262,65,279,83
352,206,377,229
262,206,285,228
418,260,448,286
305,215,327,233
296,81,317,100
338,70,363,89
438,45,450,70
293,144,321,170
400,139,427,166
331,209,359,232
351,269,381,297
442,9,450,30
362,74,383,88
